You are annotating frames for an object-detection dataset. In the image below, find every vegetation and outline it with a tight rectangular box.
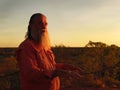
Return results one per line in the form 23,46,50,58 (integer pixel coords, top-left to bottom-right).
0,41,120,89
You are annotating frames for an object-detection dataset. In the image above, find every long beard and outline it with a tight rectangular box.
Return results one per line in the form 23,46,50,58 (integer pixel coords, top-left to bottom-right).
39,31,51,51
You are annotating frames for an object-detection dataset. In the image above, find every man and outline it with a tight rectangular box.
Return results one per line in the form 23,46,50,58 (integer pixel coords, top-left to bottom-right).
16,13,61,90
16,13,81,90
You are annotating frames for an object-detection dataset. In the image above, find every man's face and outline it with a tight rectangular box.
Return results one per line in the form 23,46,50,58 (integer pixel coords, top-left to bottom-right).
30,15,48,43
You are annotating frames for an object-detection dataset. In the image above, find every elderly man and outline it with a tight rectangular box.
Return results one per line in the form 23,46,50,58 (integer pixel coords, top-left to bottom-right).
16,13,60,90
16,13,81,90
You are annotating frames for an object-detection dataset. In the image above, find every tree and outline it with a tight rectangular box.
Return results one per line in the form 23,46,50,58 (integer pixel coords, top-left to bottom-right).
85,41,108,48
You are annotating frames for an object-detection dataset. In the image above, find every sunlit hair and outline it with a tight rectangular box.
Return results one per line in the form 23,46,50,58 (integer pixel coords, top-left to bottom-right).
25,13,51,50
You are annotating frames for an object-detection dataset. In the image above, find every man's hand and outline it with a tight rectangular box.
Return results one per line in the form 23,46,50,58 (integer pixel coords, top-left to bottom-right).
43,69,60,80
44,68,82,80
51,69,81,80
51,69,61,79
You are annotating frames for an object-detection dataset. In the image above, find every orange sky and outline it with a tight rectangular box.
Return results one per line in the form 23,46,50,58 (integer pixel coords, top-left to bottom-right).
0,0,120,47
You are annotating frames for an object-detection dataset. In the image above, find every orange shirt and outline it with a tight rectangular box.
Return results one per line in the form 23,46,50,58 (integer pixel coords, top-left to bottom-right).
16,38,60,90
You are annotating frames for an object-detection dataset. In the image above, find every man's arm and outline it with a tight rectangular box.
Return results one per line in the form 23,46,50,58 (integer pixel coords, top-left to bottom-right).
51,63,82,79
56,63,83,70
56,63,74,70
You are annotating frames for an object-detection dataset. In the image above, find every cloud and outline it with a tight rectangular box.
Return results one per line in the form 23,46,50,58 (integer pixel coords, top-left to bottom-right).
0,0,33,21
0,0,111,19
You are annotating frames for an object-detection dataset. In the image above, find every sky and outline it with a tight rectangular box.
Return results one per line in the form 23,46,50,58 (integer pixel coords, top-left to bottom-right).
0,0,120,47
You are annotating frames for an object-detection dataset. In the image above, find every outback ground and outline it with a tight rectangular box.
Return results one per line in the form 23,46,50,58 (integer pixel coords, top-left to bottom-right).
0,45,120,90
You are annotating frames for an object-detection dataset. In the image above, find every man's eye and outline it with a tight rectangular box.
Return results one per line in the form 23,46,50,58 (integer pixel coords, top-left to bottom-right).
38,22,48,26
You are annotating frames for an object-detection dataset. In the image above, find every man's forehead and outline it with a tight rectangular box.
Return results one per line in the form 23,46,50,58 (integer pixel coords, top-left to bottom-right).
34,15,47,22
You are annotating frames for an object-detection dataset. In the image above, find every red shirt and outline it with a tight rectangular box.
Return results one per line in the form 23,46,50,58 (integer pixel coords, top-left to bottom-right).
16,38,60,90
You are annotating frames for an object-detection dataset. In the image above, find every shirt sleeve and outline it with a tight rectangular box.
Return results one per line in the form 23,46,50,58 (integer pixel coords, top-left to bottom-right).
55,63,64,69
16,45,47,82
56,63,78,71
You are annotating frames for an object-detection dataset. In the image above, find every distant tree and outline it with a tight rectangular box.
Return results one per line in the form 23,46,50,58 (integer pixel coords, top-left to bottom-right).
109,44,119,48
53,44,66,48
85,41,108,48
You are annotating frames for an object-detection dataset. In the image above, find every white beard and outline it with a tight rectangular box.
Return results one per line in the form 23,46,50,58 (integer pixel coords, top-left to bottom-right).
39,31,51,51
